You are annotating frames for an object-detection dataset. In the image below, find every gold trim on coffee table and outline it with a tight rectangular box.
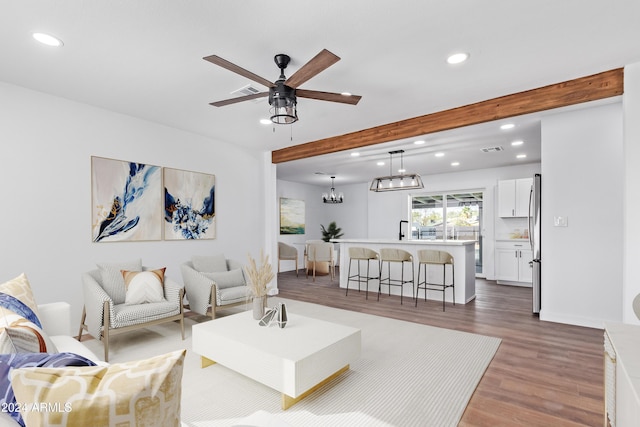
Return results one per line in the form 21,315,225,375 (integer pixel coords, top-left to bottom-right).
281,364,349,410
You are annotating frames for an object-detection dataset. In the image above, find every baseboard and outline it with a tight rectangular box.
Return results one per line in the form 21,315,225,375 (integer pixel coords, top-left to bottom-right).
539,310,605,329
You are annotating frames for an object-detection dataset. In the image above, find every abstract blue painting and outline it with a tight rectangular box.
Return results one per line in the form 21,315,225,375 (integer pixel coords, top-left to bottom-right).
163,168,216,240
91,156,162,242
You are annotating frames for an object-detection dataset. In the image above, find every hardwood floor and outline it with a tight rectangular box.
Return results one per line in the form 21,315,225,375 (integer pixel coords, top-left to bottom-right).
276,269,604,427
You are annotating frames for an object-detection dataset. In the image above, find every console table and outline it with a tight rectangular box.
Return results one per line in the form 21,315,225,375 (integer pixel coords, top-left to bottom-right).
603,322,640,426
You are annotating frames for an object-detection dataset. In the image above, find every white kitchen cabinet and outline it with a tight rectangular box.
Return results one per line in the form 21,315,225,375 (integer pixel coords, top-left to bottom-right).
495,241,532,284
497,178,533,217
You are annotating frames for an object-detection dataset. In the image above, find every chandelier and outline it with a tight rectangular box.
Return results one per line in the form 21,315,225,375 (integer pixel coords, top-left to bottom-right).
322,176,344,204
370,150,424,192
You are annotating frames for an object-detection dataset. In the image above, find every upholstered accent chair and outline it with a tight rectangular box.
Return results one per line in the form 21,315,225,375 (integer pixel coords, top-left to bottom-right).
306,242,336,281
180,255,252,319
278,242,299,276
78,261,185,362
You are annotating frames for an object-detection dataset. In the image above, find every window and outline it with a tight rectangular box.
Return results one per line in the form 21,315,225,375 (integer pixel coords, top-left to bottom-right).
411,191,484,274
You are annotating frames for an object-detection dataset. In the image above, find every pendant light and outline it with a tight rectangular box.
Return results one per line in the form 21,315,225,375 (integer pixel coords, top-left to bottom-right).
323,176,344,203
370,150,424,192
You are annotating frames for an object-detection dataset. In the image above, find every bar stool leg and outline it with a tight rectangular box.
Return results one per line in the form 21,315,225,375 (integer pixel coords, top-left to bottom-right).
442,264,446,311
346,258,353,296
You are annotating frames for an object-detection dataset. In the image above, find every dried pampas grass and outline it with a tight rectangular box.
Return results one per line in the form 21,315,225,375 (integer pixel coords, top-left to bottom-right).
245,250,275,297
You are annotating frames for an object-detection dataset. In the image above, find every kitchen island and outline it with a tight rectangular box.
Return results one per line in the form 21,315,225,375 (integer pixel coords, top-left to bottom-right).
331,238,476,304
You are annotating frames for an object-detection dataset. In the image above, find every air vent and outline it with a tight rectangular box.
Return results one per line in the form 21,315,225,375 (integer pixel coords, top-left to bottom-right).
480,146,504,153
231,84,262,97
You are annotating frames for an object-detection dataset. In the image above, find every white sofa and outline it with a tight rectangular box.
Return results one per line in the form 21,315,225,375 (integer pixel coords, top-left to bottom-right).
0,302,102,427
0,303,289,427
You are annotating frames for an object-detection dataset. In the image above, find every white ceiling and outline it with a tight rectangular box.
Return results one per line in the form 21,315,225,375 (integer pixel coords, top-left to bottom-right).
2,1,638,185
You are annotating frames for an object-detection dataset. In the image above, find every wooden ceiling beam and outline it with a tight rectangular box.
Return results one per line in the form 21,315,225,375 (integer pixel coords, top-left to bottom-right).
272,68,623,164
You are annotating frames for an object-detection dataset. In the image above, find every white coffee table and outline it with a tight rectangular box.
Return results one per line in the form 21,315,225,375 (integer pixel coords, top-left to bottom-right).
192,309,361,409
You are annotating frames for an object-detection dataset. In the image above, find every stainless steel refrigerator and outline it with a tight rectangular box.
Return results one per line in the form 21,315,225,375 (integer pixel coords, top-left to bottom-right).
528,173,542,314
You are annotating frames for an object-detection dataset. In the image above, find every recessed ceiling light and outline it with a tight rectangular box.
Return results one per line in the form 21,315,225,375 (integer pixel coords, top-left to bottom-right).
377,161,385,166
447,52,469,64
414,140,425,145
517,154,527,159
341,92,352,96
500,123,515,130
350,152,360,157
32,32,63,47
511,140,524,146
451,162,460,166
435,152,445,157
398,168,406,173
259,118,271,125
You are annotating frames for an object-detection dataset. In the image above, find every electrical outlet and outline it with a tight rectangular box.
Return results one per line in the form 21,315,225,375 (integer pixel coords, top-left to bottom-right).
554,216,568,227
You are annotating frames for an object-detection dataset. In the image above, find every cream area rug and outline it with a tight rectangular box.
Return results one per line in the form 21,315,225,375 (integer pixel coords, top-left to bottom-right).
82,299,501,427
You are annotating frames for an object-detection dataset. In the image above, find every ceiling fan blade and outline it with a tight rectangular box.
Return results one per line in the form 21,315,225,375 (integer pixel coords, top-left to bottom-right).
209,92,269,107
296,89,362,105
203,55,275,88
285,49,340,88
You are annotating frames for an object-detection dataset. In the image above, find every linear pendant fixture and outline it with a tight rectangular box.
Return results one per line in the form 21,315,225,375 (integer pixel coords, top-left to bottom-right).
370,150,424,192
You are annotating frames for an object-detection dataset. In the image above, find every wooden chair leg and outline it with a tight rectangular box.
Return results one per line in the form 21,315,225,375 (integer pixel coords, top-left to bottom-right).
77,306,86,341
103,301,110,363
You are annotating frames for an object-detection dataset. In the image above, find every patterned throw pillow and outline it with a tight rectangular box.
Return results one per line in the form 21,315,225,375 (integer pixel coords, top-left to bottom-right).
0,311,58,353
202,268,246,289
192,254,227,273
96,259,142,304
0,352,96,426
11,349,185,427
0,293,42,329
122,268,166,305
0,274,56,353
0,273,41,320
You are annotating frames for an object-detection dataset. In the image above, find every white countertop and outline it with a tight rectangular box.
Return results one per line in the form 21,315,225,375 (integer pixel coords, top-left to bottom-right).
331,238,475,246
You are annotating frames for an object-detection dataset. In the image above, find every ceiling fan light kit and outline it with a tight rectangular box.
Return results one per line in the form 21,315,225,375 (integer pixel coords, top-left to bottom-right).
204,49,361,124
269,54,298,124
323,176,344,204
370,150,424,192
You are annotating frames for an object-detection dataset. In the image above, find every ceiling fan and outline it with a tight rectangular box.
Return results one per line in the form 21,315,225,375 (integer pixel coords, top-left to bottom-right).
203,49,361,124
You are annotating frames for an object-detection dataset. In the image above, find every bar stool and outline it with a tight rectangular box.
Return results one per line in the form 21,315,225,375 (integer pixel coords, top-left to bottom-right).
415,249,455,311
378,248,414,305
346,247,380,299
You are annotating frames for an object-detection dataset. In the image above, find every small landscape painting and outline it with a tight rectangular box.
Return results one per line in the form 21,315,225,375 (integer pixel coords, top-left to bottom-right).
280,198,305,235
164,167,216,240
91,156,162,242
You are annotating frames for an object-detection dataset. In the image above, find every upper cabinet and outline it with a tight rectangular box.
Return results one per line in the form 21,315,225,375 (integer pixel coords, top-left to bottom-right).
498,178,533,217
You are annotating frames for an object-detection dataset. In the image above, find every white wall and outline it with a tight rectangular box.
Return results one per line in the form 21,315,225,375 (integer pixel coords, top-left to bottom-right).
0,82,266,332
540,102,623,328
275,179,368,271
623,62,640,324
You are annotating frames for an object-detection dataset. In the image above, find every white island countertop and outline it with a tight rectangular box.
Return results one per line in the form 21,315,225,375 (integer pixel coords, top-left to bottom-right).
331,238,476,304
331,238,475,246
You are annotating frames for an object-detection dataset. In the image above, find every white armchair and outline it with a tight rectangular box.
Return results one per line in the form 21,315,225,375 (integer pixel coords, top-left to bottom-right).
78,264,185,362
180,257,252,319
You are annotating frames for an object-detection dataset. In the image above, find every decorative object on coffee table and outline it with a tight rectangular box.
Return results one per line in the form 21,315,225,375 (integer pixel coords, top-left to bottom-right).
277,302,288,328
245,250,275,320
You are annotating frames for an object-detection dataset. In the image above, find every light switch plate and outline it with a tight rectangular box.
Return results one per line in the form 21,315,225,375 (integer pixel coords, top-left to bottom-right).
554,216,568,227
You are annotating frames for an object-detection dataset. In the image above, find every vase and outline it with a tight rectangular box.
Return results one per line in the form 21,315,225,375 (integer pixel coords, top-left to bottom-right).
276,302,288,328
252,296,266,320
